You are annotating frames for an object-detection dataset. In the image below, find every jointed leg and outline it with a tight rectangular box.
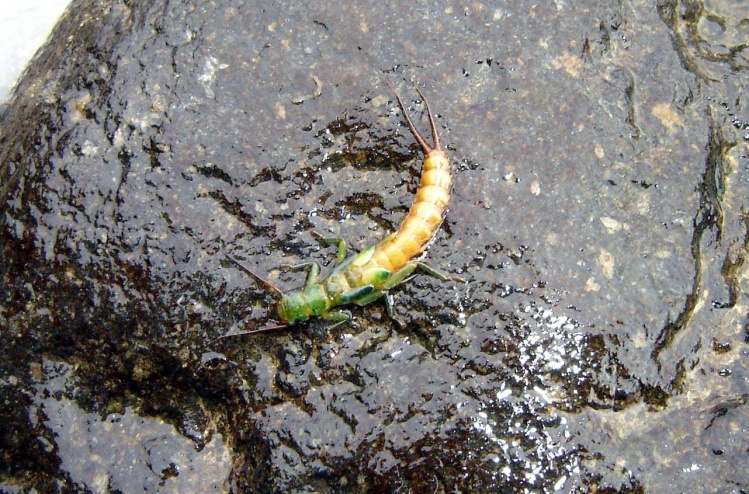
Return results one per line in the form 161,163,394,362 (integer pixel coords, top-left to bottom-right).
414,262,465,283
349,288,405,328
383,292,406,329
280,261,320,287
322,310,351,330
341,284,376,304
311,231,350,265
378,261,461,292
381,263,418,290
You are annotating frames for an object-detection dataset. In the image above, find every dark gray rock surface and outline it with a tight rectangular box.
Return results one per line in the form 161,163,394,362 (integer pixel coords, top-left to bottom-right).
1,0,747,492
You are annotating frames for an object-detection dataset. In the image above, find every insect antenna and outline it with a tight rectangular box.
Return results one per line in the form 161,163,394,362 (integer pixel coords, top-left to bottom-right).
212,254,290,339
225,254,284,298
385,79,439,154
412,85,441,152
211,322,289,342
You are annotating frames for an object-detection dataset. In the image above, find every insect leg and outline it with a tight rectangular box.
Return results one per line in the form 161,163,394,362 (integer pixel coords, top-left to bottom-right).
350,289,403,326
351,288,385,306
321,310,351,330
414,262,465,283
383,292,407,329
380,261,464,291
380,262,419,290
311,231,349,265
340,284,376,303
280,261,321,286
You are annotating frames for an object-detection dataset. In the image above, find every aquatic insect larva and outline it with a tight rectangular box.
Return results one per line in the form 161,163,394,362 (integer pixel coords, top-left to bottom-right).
228,83,459,333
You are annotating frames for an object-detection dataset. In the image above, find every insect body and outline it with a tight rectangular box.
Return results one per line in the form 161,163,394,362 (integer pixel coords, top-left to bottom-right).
232,84,457,333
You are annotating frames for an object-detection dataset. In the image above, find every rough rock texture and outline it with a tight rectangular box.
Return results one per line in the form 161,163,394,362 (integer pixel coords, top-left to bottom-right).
1,0,748,492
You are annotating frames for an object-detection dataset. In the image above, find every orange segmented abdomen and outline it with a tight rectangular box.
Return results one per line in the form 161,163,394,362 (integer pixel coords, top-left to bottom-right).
338,85,452,281
370,148,451,273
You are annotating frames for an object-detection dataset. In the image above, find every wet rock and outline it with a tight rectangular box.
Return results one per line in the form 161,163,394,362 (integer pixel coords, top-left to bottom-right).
1,0,748,492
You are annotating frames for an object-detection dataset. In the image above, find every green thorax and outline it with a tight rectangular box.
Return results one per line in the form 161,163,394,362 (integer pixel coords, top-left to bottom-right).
277,283,331,325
